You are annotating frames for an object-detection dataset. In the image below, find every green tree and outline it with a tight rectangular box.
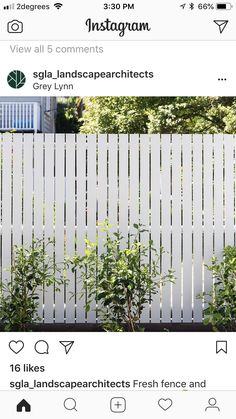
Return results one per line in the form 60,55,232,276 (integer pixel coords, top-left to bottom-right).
69,222,174,332
78,96,236,134
56,97,82,133
200,246,236,332
0,239,65,331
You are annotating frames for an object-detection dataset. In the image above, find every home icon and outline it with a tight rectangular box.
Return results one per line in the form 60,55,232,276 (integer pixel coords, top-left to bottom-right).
16,399,31,412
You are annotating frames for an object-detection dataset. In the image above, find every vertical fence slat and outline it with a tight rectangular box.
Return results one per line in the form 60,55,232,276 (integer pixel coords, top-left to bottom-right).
203,135,213,299
76,134,87,323
55,134,65,323
172,134,182,322
140,134,150,322
161,134,172,322
119,134,129,246
1,134,12,286
193,134,203,322
34,134,44,239
23,134,33,246
0,135,1,284
224,134,234,246
182,134,193,322
44,134,55,323
34,133,44,320
214,134,224,259
150,134,161,322
108,135,118,233
13,134,22,247
98,134,107,246
87,134,97,322
65,134,76,323
130,134,139,234
97,134,107,321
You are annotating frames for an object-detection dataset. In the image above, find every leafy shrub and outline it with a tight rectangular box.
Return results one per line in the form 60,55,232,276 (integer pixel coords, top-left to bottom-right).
202,246,236,331
70,222,174,332
0,239,65,331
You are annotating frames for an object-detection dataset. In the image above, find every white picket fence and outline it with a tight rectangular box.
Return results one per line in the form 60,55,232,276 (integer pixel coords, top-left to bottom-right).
0,133,235,324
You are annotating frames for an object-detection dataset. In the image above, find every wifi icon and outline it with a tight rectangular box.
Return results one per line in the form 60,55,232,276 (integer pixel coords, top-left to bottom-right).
54,2,63,9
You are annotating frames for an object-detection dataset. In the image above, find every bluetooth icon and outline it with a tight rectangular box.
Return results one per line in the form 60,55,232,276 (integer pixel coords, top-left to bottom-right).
189,2,195,9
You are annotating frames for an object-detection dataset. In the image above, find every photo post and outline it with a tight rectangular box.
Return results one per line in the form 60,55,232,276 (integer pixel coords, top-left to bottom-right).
0,1,235,417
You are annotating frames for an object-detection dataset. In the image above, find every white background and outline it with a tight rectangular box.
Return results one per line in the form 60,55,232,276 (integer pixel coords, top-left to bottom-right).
0,333,235,418
0,0,236,40
0,0,235,95
0,41,235,95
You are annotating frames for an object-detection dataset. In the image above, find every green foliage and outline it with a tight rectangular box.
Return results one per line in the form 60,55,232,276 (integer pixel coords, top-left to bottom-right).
56,98,82,133
78,96,236,134
201,246,236,331
80,97,151,134
70,222,174,332
0,239,65,331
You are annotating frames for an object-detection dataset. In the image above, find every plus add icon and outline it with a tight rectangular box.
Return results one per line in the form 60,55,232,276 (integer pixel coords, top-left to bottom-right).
110,398,126,413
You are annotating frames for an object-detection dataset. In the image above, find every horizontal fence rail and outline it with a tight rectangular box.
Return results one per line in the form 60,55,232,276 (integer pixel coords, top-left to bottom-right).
0,133,235,324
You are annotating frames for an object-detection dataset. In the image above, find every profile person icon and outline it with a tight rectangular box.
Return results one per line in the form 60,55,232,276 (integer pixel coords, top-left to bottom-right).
205,398,220,412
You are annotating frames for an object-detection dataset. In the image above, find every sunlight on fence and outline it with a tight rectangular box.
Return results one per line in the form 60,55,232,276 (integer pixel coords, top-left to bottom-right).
0,133,235,323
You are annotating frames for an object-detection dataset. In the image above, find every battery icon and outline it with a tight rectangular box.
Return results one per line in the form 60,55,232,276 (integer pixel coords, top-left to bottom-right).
216,3,233,9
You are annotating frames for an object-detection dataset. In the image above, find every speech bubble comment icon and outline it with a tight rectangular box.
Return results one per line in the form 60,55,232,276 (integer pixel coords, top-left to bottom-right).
34,340,49,355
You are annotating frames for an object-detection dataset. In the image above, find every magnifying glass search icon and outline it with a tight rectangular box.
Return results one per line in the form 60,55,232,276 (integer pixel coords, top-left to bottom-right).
64,398,77,411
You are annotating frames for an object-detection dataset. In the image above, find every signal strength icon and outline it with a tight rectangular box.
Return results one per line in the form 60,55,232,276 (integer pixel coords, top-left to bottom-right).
3,3,14,9
54,2,63,9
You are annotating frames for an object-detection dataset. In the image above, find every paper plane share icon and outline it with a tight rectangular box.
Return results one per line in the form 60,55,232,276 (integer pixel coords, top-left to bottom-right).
59,341,74,354
214,20,229,34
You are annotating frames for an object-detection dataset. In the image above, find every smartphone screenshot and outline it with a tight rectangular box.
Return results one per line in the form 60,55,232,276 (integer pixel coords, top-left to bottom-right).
0,0,235,417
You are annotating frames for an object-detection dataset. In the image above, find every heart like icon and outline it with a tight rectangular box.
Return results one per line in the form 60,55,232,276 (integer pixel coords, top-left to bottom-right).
9,340,24,354
158,398,173,411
